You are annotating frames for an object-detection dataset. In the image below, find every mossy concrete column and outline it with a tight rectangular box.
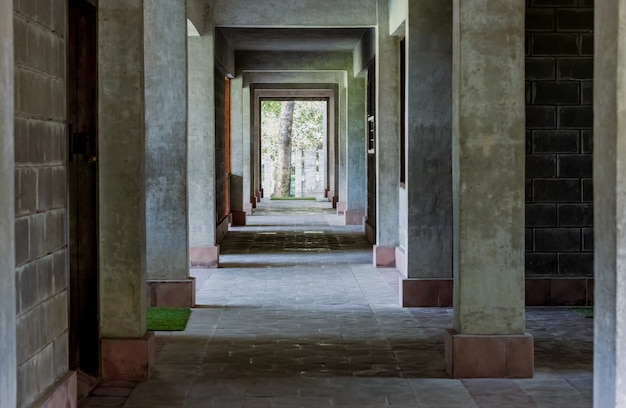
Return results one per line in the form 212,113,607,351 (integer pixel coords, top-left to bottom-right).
594,1,626,405
144,0,194,307
445,0,532,378
0,1,16,404
188,28,220,268
98,0,154,380
373,0,399,267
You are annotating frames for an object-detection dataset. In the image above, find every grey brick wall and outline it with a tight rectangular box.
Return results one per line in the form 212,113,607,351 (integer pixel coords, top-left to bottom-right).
13,1,69,406
525,0,593,277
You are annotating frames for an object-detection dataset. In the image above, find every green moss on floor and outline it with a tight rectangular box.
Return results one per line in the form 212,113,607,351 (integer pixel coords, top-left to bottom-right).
147,307,191,331
570,306,593,318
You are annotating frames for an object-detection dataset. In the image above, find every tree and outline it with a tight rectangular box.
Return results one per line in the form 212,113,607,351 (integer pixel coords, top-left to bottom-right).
272,100,295,197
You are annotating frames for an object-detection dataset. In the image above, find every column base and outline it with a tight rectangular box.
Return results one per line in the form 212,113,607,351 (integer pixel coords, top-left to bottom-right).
231,210,247,226
444,330,534,378
101,333,155,381
244,202,253,216
255,191,261,202
332,195,338,208
373,245,396,267
32,371,77,408
147,278,195,307
250,196,257,208
401,278,453,307
190,245,219,269
344,209,364,225
324,188,329,198
365,222,375,244
336,201,346,214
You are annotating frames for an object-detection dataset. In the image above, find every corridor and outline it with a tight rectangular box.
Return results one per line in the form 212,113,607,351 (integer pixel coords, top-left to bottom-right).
103,201,594,408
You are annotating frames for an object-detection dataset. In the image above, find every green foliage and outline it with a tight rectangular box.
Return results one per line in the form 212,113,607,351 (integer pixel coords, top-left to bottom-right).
261,100,325,161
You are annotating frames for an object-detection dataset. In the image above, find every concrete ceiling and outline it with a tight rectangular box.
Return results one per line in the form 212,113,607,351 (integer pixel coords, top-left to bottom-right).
218,27,368,52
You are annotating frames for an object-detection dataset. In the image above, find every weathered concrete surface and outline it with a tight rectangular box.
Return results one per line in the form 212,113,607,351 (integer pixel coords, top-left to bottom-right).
188,34,218,251
593,1,626,406
0,2,16,407
374,0,399,256
403,0,453,280
98,0,147,338
230,77,245,212
144,0,189,280
451,0,526,335
389,0,407,35
213,0,377,27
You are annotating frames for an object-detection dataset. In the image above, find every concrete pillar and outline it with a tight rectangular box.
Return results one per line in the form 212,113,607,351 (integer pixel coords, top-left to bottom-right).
98,0,154,380
243,86,254,212
144,0,194,307
444,0,532,378
0,2,16,405
399,1,454,307
229,77,247,225
337,81,348,214
594,1,626,405
373,0,399,268
188,31,219,268
343,74,367,225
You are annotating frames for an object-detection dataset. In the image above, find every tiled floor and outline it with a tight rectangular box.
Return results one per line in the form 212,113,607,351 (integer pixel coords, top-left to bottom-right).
82,199,593,407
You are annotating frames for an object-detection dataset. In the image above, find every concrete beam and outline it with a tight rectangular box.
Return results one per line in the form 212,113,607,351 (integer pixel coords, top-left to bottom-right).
0,1,16,406
594,1,626,405
213,0,377,27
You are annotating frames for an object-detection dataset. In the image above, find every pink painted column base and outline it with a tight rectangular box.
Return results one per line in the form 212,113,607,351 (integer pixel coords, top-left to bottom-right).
190,246,219,269
147,278,195,307
101,333,155,381
400,279,453,307
373,245,396,267
231,211,246,226
344,209,364,225
336,201,346,215
33,372,77,408
445,330,534,378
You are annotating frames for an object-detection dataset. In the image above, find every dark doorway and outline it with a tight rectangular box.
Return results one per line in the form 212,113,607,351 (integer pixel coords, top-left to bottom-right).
68,0,99,378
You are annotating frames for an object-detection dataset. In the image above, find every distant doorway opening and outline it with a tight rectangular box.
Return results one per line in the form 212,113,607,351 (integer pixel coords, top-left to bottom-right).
261,99,327,200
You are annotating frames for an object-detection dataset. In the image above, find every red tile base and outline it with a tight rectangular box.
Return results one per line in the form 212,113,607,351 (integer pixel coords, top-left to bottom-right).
332,195,338,208
190,246,219,269
33,371,77,408
345,209,364,225
336,201,347,215
525,278,593,306
147,278,195,307
101,333,155,381
231,211,246,226
401,279,453,307
444,330,534,378
373,245,396,268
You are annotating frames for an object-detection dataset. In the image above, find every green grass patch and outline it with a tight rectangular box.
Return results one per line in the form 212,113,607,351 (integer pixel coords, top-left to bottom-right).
270,196,316,201
147,307,191,331
571,306,593,318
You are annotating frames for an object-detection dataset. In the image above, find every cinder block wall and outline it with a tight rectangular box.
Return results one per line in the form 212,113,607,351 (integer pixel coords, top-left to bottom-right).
13,1,69,406
525,1,593,280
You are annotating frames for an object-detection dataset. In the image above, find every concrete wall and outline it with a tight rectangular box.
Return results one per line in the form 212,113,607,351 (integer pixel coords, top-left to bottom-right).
0,2,16,407
13,1,70,406
525,1,594,281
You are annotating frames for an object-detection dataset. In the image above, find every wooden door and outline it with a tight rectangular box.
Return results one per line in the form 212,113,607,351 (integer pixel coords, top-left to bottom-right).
68,0,99,378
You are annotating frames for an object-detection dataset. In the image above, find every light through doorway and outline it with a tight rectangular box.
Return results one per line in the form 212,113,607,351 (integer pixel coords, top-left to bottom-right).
260,99,327,201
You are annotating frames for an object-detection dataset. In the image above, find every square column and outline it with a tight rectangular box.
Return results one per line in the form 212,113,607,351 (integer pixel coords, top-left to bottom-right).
399,0,454,307
594,1,626,406
98,0,154,380
373,0,399,267
229,77,247,225
343,73,366,226
188,32,220,268
0,1,16,405
144,0,194,306
445,0,532,378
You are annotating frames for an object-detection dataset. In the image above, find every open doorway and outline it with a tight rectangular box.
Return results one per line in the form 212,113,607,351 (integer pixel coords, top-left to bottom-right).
260,99,327,201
